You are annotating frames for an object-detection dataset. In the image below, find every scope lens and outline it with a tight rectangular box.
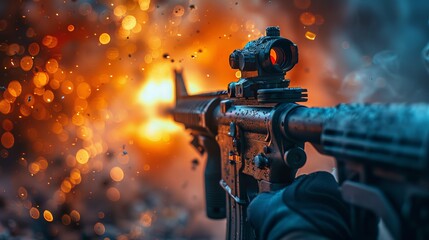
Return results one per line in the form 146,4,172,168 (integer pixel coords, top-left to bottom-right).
269,47,286,67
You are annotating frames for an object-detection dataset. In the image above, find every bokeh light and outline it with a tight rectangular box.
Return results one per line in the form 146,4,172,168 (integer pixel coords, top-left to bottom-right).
29,207,40,219
300,12,316,26
7,80,22,97
110,166,124,182
305,31,317,40
20,56,33,71
94,222,106,235
106,187,121,201
1,132,14,149
67,25,75,32
122,15,137,30
28,42,40,56
45,58,59,74
76,148,89,164
43,210,54,222
33,72,49,88
99,33,111,45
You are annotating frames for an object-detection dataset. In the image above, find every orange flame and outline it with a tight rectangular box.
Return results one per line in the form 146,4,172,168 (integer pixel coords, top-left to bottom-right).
135,63,180,143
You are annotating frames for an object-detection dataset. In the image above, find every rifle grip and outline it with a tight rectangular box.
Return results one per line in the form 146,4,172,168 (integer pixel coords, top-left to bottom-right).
201,136,226,219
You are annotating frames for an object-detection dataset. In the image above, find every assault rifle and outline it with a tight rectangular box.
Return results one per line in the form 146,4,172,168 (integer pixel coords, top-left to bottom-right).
171,26,429,240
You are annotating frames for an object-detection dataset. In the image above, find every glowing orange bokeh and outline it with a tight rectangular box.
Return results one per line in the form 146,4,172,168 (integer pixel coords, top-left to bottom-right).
0,0,342,238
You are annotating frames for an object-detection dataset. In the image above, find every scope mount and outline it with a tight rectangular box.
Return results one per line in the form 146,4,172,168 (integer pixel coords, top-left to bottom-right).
228,26,308,103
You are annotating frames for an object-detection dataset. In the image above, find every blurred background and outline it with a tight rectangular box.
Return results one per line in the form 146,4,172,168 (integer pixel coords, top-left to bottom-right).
0,0,428,239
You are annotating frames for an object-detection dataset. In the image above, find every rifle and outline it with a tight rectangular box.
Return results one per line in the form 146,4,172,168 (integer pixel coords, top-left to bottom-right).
171,26,429,240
